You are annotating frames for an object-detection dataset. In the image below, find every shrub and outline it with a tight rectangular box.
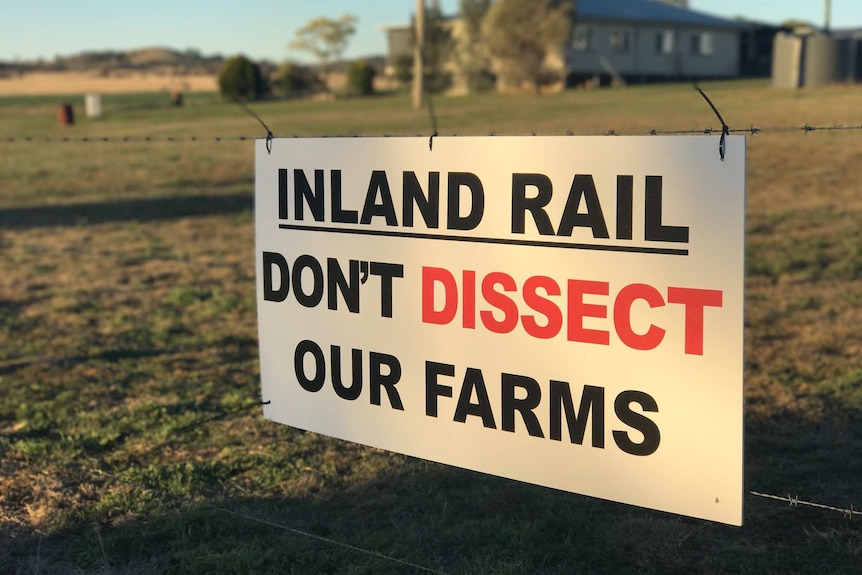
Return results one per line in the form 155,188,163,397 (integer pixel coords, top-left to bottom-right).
217,55,264,101
345,60,376,96
393,54,413,85
273,61,322,97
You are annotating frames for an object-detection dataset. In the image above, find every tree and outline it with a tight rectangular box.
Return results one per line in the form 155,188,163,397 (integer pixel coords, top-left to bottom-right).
217,55,264,100
456,0,495,92
393,54,414,85
482,0,574,93
345,60,376,96
422,1,454,93
273,61,323,97
289,14,358,73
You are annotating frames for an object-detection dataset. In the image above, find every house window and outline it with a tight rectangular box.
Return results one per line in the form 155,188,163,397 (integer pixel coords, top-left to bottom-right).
690,32,714,56
655,30,674,54
572,25,593,52
610,29,632,53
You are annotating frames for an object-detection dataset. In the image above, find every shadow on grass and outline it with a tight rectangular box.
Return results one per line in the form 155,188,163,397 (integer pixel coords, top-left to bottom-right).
0,348,172,376
0,191,252,230
3,407,861,575
0,334,259,376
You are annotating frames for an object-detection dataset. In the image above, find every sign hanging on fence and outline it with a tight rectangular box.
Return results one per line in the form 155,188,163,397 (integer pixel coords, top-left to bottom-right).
255,135,745,526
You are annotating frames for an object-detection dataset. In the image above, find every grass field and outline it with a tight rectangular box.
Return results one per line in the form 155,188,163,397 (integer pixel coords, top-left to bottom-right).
1,81,861,574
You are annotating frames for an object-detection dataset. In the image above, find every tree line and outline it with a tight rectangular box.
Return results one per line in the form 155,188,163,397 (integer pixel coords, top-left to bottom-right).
218,0,575,101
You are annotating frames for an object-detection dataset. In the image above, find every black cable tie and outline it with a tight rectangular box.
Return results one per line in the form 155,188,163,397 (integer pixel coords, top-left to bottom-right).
428,130,437,151
566,130,574,136
750,125,760,135
695,84,730,161
419,40,440,148
803,124,814,133
649,129,657,135
261,400,272,405
606,130,617,136
232,98,275,154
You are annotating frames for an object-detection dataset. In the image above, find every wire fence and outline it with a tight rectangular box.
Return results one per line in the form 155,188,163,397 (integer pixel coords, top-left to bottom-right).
5,285,859,571
16,387,856,575
2,123,862,143
2,92,861,572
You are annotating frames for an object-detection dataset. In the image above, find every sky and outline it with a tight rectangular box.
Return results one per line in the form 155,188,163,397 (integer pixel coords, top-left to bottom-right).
1,0,860,63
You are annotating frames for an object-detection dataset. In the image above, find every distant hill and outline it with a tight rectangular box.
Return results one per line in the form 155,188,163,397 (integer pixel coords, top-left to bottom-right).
0,48,387,80
0,47,226,78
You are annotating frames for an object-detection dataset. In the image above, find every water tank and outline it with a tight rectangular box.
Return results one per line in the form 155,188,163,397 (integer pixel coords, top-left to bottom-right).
772,33,803,88
772,32,841,88
802,34,841,87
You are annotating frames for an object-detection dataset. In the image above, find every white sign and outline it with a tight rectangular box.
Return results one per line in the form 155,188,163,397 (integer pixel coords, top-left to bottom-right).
255,136,745,525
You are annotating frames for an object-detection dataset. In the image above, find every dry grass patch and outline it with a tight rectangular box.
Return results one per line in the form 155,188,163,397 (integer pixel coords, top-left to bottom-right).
0,71,216,96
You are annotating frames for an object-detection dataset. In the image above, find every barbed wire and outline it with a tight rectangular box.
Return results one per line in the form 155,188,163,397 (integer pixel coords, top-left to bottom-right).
0,135,261,143
749,491,861,519
90,464,453,575
200,503,453,575
0,124,860,144
7,371,859,573
3,383,448,574
3,87,860,567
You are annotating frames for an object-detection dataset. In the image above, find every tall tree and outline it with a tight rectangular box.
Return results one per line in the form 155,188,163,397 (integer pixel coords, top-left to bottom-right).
412,1,454,107
457,0,494,92
423,0,454,93
289,14,358,73
482,0,573,93
412,0,425,109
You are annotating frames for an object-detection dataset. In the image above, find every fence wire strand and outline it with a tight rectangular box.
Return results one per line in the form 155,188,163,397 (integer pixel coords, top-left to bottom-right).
4,389,450,574
1,124,861,144
8,363,860,573
97,464,453,575
749,491,861,519
201,503,453,575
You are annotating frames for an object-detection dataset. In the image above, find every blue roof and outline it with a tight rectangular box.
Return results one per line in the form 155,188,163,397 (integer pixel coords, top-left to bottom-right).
578,0,744,28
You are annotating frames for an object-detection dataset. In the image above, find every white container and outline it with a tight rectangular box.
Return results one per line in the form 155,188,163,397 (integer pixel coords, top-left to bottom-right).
85,93,102,118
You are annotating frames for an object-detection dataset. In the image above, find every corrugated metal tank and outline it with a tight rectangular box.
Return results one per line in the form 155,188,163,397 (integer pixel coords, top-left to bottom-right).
772,33,802,88
772,32,841,88
802,34,841,86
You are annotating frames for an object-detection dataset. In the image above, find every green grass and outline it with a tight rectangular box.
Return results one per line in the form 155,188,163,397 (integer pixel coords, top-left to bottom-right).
1,82,861,573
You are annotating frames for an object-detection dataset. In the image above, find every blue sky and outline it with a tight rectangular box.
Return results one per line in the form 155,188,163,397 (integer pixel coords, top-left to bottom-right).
1,0,859,63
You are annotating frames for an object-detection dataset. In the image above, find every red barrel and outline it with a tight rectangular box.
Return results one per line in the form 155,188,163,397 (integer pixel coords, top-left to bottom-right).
57,104,74,126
